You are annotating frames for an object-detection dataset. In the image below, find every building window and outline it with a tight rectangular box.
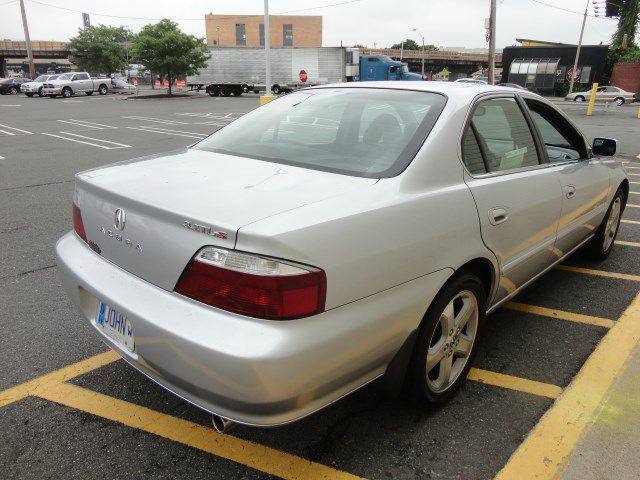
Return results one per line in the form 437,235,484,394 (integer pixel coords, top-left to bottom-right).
509,58,559,89
580,66,592,84
283,24,293,47
259,23,265,46
235,24,246,46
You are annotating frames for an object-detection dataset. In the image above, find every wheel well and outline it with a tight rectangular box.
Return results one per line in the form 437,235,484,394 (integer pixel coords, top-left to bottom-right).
456,258,494,301
619,179,629,205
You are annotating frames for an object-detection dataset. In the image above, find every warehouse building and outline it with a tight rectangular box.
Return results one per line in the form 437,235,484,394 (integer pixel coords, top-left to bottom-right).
502,42,609,95
205,13,322,48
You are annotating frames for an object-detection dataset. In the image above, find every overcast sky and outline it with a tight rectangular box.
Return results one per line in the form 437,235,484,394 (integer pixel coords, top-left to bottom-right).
0,0,620,49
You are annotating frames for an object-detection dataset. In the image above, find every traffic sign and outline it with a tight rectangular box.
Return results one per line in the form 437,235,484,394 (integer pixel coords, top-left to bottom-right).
566,67,581,82
299,69,308,83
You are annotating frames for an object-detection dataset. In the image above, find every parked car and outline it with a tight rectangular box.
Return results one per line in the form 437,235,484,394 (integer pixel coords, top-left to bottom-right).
497,82,528,90
110,78,137,94
42,72,110,98
565,86,636,105
454,78,487,84
21,74,60,97
57,82,628,431
0,77,32,95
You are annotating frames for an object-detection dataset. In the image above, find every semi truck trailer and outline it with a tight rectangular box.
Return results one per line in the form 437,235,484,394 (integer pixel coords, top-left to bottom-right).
186,47,422,97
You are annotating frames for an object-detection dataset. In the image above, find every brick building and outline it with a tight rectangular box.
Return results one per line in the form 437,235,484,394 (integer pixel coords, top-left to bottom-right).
205,14,322,48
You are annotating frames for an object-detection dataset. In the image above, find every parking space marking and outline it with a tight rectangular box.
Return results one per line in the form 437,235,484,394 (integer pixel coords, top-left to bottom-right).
122,115,190,125
616,240,640,247
42,132,131,150
504,302,615,328
57,119,117,129
0,350,118,409
35,382,365,480
467,369,562,399
556,264,640,282
626,203,640,208
496,292,640,480
630,181,640,185
622,219,640,225
62,100,83,103
0,123,33,135
126,126,207,139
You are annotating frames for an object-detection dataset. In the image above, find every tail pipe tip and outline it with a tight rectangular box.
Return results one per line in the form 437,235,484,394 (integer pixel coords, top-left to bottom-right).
211,414,234,433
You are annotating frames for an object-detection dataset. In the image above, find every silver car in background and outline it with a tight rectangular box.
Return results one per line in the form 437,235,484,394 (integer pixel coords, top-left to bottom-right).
565,85,636,105
56,82,628,430
21,74,60,97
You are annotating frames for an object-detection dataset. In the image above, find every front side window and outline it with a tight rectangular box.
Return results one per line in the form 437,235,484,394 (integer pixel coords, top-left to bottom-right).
34,75,48,82
194,88,446,178
283,24,293,46
525,99,585,162
465,97,540,173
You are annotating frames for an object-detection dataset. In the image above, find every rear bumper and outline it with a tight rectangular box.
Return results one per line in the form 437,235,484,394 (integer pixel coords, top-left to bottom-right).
56,231,450,426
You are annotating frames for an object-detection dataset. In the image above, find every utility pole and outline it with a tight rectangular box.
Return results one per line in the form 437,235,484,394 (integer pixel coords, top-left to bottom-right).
19,0,35,79
264,0,271,97
487,0,497,85
413,28,425,78
569,0,589,94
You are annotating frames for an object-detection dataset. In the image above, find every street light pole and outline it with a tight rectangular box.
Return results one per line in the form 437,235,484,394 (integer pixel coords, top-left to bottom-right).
568,0,589,94
412,28,425,78
487,0,497,85
19,0,35,79
264,0,271,96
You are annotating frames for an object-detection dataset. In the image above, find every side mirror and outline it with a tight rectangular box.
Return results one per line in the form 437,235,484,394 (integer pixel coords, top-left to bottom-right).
592,138,617,156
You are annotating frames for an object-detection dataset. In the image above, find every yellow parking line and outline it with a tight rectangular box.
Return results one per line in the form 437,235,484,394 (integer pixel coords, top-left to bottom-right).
35,382,364,480
627,203,640,208
504,302,615,329
622,219,640,225
628,173,640,176
496,291,640,480
0,350,119,409
467,369,562,399
555,264,640,282
631,181,640,185
630,191,640,195
616,240,640,248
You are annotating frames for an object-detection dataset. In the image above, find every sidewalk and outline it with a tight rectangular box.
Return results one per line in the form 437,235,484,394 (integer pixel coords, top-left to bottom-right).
562,343,640,480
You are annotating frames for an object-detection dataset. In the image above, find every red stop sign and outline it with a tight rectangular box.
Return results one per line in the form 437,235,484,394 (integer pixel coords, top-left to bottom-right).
299,70,308,83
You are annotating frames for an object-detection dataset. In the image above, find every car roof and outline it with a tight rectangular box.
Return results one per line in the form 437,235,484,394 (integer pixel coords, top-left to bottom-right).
304,81,528,100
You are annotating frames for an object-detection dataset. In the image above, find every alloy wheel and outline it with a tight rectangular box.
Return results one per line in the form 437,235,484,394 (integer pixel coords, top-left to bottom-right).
426,290,478,393
603,197,621,252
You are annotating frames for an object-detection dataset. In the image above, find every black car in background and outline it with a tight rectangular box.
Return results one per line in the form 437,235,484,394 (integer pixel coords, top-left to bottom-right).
0,77,32,95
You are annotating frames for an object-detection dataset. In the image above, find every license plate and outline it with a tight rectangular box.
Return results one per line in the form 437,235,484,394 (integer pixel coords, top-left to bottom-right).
96,303,135,352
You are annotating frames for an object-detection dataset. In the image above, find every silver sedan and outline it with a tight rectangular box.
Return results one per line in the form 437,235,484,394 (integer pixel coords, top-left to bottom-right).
565,85,636,105
56,82,628,430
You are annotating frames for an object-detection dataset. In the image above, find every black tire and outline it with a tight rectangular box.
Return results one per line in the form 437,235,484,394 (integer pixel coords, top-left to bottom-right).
25,93,34,97
98,84,108,95
38,87,44,97
62,87,73,98
407,273,485,405
583,188,625,260
272,84,281,95
48,94,57,98
85,91,94,96
219,85,231,97
574,95,585,102
232,86,242,96
614,97,625,106
9,86,18,95
207,85,219,97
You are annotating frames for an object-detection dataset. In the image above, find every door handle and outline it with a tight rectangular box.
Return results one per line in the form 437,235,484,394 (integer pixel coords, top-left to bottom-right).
489,207,509,226
565,185,576,199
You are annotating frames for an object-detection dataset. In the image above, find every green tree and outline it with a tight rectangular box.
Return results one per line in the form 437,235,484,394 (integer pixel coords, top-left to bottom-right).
132,19,209,95
390,39,438,51
612,0,639,49
68,25,133,75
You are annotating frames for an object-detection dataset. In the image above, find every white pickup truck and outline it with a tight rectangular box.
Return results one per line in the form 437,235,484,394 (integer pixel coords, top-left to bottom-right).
42,72,110,98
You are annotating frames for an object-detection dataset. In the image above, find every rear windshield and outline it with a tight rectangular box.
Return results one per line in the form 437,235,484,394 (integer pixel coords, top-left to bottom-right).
194,88,446,178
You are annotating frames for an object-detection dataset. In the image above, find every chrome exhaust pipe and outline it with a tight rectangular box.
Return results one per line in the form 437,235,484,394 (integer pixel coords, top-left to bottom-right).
211,414,234,433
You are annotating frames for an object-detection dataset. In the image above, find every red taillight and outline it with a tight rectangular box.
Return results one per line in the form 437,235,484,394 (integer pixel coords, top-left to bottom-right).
72,202,87,242
174,247,326,320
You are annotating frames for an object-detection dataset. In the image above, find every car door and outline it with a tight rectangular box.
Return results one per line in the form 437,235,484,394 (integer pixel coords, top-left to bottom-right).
523,97,610,256
461,95,563,303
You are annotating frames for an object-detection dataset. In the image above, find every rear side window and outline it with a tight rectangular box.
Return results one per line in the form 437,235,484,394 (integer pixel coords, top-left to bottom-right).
194,88,446,178
464,97,540,173
461,128,486,174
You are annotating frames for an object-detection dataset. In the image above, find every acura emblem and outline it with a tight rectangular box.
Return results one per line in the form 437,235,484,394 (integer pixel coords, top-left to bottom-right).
114,208,126,231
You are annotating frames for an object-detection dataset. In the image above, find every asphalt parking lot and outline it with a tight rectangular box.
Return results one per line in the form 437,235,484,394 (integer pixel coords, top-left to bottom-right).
1,92,640,480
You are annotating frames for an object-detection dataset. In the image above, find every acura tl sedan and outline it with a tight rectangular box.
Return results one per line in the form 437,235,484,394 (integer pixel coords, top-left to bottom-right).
56,82,628,431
